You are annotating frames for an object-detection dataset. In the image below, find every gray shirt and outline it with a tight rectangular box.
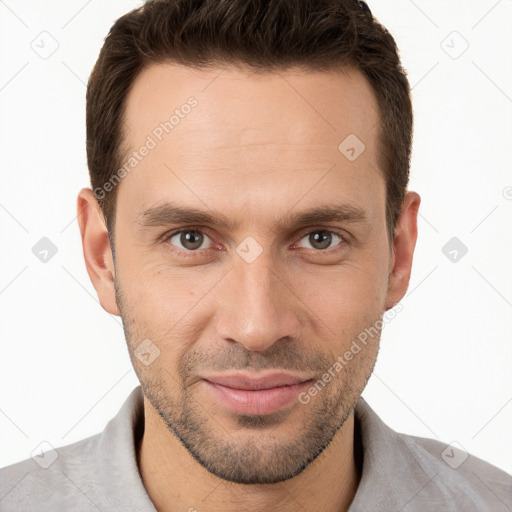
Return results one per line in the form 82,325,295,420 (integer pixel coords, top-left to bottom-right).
1,386,511,511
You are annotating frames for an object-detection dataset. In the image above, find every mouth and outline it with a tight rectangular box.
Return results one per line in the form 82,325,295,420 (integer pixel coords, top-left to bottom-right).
201,371,315,415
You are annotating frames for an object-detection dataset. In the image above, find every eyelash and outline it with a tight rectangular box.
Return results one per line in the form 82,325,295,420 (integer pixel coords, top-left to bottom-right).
160,227,348,258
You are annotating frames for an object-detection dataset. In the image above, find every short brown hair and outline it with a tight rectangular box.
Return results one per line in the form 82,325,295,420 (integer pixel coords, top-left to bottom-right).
86,0,413,246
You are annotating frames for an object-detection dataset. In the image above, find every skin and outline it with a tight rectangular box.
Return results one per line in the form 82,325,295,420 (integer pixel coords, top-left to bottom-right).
77,62,420,512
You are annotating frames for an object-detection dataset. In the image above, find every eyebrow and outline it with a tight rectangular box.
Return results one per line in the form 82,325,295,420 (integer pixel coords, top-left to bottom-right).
136,201,368,233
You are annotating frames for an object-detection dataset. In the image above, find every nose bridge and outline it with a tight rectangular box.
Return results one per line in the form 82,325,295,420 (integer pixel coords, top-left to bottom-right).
216,245,301,352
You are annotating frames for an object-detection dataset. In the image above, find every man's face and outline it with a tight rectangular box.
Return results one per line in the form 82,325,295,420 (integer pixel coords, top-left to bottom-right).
109,62,396,484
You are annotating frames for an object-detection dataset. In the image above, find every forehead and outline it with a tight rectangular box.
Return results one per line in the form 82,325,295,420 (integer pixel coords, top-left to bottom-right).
117,62,384,229
123,61,380,150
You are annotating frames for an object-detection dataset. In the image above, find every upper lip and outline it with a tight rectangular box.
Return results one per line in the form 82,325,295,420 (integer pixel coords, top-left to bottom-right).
202,371,314,390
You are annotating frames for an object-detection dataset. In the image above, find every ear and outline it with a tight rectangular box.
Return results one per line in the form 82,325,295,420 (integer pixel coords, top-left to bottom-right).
385,191,421,310
76,188,120,316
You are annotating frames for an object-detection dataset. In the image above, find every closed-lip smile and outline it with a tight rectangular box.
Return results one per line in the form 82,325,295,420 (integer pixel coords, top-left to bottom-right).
200,371,315,415
202,371,314,390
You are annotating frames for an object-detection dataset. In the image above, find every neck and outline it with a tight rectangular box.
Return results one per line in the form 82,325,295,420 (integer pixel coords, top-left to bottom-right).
137,398,362,512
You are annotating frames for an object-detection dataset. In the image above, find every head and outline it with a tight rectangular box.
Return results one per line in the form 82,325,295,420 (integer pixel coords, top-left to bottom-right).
78,0,420,485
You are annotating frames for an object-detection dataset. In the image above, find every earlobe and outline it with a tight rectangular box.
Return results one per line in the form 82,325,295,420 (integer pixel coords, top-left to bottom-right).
385,191,421,310
76,188,120,316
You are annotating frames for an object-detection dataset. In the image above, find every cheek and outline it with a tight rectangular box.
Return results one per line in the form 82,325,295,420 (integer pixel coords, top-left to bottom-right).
117,262,217,362
295,256,388,324
118,247,206,312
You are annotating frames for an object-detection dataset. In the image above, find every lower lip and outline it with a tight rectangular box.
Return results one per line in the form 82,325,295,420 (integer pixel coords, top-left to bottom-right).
202,379,312,415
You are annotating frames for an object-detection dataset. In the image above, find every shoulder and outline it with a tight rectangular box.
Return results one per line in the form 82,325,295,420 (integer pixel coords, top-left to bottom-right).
402,432,512,494
0,434,106,512
0,386,150,512
388,428,512,511
352,397,512,511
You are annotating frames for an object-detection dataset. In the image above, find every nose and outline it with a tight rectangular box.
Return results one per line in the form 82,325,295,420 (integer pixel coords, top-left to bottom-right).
214,250,304,353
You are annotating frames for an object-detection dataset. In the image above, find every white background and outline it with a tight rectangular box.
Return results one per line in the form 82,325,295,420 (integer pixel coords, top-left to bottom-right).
1,0,511,476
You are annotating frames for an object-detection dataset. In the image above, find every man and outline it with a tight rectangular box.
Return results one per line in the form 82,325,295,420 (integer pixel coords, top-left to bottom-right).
1,0,510,510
